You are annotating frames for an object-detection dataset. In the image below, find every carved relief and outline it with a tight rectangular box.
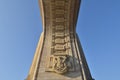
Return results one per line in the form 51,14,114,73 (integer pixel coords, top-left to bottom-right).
55,10,64,14
56,18,65,22
55,32,65,38
54,44,65,51
55,38,65,44
46,55,68,74
54,56,68,74
46,0,75,74
55,1,65,6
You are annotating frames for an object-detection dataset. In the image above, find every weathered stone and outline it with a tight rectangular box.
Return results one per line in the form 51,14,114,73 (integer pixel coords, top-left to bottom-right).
26,0,93,80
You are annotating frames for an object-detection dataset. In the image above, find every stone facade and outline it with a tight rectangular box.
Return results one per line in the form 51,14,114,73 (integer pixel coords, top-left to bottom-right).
26,0,93,80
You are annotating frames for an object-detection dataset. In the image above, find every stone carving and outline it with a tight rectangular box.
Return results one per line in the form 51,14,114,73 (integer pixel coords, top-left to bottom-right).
26,0,93,80
46,55,68,74
46,1,72,74
54,56,68,74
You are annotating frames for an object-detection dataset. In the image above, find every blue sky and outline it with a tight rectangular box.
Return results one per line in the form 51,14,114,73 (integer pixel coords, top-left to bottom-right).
0,0,120,80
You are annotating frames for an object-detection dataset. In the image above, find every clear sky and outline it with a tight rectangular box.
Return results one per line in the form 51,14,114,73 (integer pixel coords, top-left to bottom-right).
0,0,120,80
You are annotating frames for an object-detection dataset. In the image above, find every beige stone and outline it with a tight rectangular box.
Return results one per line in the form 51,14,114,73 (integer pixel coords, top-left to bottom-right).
26,0,93,80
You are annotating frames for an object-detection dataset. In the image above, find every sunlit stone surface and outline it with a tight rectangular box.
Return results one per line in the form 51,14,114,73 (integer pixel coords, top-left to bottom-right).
26,0,93,80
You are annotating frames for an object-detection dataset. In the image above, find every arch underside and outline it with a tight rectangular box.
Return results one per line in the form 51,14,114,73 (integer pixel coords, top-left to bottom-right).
27,0,93,80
